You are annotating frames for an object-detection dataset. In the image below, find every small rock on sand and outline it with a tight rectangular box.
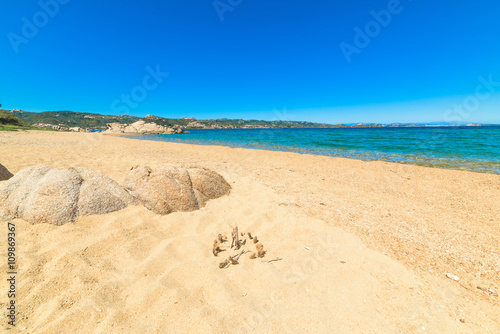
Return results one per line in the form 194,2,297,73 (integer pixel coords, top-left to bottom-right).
446,273,460,281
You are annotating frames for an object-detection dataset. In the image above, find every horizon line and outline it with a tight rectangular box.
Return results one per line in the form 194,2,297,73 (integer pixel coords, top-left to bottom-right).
5,108,500,126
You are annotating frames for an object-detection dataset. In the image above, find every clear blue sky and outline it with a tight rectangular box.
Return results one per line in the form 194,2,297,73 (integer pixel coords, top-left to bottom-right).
1,0,499,123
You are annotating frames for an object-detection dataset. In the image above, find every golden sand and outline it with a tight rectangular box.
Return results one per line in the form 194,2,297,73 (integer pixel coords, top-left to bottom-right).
0,130,499,333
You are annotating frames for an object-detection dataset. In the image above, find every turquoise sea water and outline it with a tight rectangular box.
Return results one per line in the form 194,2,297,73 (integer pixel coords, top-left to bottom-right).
129,126,500,174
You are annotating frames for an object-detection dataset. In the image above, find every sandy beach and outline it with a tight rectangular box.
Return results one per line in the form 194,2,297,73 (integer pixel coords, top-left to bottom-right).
1,130,499,333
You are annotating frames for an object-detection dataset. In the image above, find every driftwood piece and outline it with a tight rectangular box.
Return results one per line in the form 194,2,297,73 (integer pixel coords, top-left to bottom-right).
219,250,247,269
216,228,273,267
219,259,231,269
232,250,247,261
231,226,247,250
230,251,242,264
230,226,239,249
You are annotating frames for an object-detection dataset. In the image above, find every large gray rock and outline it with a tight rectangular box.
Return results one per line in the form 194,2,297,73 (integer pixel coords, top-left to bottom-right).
0,164,13,181
124,166,231,215
0,166,136,225
105,121,176,134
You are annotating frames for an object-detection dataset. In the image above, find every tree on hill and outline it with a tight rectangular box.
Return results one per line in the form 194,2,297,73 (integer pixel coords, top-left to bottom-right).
0,109,26,126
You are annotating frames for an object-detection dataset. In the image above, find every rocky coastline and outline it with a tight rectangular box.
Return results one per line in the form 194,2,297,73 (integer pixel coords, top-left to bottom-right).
104,121,183,135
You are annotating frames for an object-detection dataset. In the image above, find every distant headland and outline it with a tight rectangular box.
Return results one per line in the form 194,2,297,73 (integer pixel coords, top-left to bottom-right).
1,109,497,132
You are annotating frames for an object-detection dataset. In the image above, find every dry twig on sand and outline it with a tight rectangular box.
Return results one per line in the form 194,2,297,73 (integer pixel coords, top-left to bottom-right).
231,226,247,250
219,250,247,269
219,259,231,269
216,229,277,267
262,257,282,263
231,250,246,263
230,226,239,249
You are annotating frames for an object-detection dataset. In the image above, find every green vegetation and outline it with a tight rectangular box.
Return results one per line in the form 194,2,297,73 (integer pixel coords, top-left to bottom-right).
7,109,491,131
0,109,26,126
13,110,140,129
0,109,36,131
12,110,338,130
